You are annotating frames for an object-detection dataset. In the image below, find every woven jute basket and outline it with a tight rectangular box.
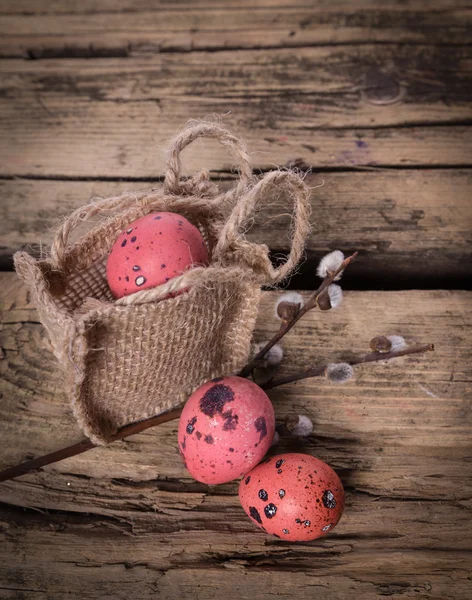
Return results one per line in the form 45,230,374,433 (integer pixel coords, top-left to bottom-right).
14,122,310,445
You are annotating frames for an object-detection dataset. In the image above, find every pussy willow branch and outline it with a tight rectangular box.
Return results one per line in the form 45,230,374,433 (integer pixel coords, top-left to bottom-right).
237,252,358,378
0,340,433,483
263,343,435,390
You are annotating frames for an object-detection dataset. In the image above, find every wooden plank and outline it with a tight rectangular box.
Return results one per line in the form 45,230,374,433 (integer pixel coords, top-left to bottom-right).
1,0,468,16
0,46,471,178
1,2,470,57
0,274,471,597
1,170,471,283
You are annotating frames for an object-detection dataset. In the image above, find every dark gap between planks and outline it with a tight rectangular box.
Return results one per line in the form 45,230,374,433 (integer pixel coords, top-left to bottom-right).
1,251,470,291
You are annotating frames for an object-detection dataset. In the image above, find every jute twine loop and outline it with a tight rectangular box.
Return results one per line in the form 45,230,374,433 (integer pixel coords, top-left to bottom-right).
214,170,311,284
49,122,253,270
164,120,253,196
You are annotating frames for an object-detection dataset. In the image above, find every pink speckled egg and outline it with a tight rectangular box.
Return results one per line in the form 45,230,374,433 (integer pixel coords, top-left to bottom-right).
178,376,275,485
106,212,209,299
239,453,345,541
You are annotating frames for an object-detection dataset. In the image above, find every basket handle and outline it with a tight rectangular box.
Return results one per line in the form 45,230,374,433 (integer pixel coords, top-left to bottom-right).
163,121,253,195
214,170,311,284
50,122,252,269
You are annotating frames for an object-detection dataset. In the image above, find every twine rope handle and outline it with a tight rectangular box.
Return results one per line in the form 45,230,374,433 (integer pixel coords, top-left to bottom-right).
214,170,311,284
164,121,253,195
50,122,253,269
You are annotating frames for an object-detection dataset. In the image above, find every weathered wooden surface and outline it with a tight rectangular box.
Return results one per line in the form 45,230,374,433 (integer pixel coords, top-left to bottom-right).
1,1,471,597
1,170,471,285
1,1,470,57
1,274,471,598
1,0,471,285
1,48,471,178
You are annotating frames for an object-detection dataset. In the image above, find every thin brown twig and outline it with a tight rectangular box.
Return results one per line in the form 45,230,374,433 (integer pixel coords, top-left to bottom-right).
237,252,358,378
0,408,182,484
0,341,434,483
263,343,435,390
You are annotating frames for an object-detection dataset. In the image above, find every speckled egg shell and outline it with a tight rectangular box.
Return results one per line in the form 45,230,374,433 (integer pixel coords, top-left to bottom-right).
106,212,209,299
238,453,345,541
178,376,276,485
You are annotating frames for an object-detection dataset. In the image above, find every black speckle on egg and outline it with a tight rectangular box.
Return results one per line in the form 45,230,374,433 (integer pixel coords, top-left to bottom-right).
275,459,285,469
135,276,146,286
279,489,285,498
282,529,289,535
254,416,267,441
186,416,197,434
258,489,268,501
125,276,129,282
264,504,277,519
204,434,214,444
161,264,166,268
229,447,234,452
277,469,282,474
303,520,311,527
322,490,337,509
154,216,162,220
132,265,140,271
195,431,202,440
181,436,186,450
245,476,251,485
131,236,137,243
126,228,133,234
222,410,239,431
200,384,234,417
121,239,127,247
249,506,262,524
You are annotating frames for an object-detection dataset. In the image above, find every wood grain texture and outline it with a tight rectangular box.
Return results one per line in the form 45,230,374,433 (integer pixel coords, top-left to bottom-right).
1,43,471,178
1,170,471,285
0,1,470,57
1,0,468,10
1,274,471,598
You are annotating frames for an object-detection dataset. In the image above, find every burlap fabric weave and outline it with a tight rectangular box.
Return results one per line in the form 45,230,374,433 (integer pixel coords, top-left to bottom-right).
13,122,310,445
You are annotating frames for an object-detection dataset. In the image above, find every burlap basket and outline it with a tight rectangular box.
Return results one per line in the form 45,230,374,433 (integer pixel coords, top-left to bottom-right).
13,122,310,445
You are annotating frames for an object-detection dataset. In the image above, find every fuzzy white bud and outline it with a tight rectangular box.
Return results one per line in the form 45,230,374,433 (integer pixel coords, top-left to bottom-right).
317,250,345,280
387,335,407,352
326,362,354,384
255,342,284,366
275,292,304,320
271,431,280,446
286,414,313,437
327,284,343,309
